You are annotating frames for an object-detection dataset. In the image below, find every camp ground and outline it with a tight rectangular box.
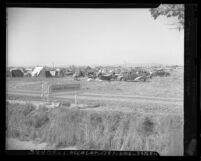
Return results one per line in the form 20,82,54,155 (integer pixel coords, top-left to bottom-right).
6,66,183,154
6,5,187,155
6,65,183,155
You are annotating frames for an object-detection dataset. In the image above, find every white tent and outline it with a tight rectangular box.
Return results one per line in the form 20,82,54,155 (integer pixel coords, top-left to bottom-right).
50,71,56,77
31,67,43,77
25,68,33,72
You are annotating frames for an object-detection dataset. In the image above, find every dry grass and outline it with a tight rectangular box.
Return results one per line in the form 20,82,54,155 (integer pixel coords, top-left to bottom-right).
6,102,183,156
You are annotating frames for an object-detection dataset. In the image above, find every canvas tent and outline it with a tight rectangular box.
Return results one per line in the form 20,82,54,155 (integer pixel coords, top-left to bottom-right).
75,68,85,77
32,67,52,77
31,67,43,77
25,68,33,73
6,69,12,77
10,68,24,77
50,70,56,77
39,70,52,77
19,68,26,73
24,71,32,77
55,68,65,77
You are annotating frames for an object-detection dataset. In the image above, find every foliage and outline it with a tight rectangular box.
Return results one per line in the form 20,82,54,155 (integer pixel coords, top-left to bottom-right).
149,4,184,30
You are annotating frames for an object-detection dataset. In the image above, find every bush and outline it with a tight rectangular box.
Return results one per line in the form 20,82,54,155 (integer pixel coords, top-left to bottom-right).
26,108,49,128
6,103,49,140
61,101,71,107
137,117,156,137
22,103,36,116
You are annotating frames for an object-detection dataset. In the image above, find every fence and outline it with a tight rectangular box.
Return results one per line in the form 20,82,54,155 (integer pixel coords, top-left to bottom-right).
41,82,81,104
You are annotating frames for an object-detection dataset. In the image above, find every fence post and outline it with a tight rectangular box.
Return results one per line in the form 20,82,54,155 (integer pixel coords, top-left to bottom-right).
41,81,45,102
47,83,50,103
75,91,77,105
41,81,43,99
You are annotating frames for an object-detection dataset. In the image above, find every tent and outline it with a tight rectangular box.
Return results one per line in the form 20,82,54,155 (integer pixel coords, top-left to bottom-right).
55,68,65,77
6,70,12,77
32,67,52,78
50,70,56,77
31,67,43,77
25,68,33,73
10,69,24,77
19,67,26,73
38,70,52,77
24,70,32,77
75,68,85,77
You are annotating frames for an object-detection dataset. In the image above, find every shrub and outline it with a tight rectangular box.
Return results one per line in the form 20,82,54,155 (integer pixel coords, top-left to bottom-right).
22,103,36,116
26,108,49,128
61,101,71,107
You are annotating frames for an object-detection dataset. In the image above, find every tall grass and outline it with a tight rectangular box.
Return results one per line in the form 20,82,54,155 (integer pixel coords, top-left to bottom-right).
6,102,183,156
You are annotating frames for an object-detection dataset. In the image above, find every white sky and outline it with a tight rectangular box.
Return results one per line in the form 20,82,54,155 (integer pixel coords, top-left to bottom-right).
7,8,184,67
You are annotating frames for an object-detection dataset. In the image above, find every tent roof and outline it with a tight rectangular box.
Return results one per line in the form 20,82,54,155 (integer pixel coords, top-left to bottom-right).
50,71,56,76
10,68,24,73
31,67,44,77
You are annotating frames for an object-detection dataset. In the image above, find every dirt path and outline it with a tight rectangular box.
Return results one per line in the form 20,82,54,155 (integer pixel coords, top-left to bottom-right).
7,89,183,101
7,90,183,106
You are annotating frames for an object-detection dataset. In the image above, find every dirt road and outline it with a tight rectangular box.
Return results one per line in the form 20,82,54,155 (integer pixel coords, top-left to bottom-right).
7,89,183,106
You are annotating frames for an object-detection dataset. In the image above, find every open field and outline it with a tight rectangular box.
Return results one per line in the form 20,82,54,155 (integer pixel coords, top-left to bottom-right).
6,68,183,155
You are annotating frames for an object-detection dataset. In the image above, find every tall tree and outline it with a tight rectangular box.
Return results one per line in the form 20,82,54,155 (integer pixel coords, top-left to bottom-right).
149,4,184,31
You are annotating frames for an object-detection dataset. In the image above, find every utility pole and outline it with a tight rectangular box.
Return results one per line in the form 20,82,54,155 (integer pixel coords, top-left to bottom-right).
52,62,54,69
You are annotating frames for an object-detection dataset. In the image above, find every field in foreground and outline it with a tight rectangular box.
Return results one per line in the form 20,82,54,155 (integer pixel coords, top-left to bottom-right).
6,102,183,155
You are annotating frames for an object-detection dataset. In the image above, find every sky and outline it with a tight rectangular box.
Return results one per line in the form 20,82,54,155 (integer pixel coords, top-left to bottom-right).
7,8,184,67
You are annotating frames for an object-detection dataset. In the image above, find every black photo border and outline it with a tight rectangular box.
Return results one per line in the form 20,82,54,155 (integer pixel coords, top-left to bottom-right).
2,1,199,160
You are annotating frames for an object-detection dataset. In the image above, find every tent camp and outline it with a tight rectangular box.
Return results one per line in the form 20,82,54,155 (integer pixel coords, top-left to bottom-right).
31,67,52,78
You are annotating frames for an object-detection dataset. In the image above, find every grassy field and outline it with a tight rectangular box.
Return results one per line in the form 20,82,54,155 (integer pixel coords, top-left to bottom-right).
6,102,183,155
6,68,184,155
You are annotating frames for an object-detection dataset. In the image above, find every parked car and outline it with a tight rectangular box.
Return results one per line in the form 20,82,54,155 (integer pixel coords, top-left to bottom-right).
152,69,170,77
